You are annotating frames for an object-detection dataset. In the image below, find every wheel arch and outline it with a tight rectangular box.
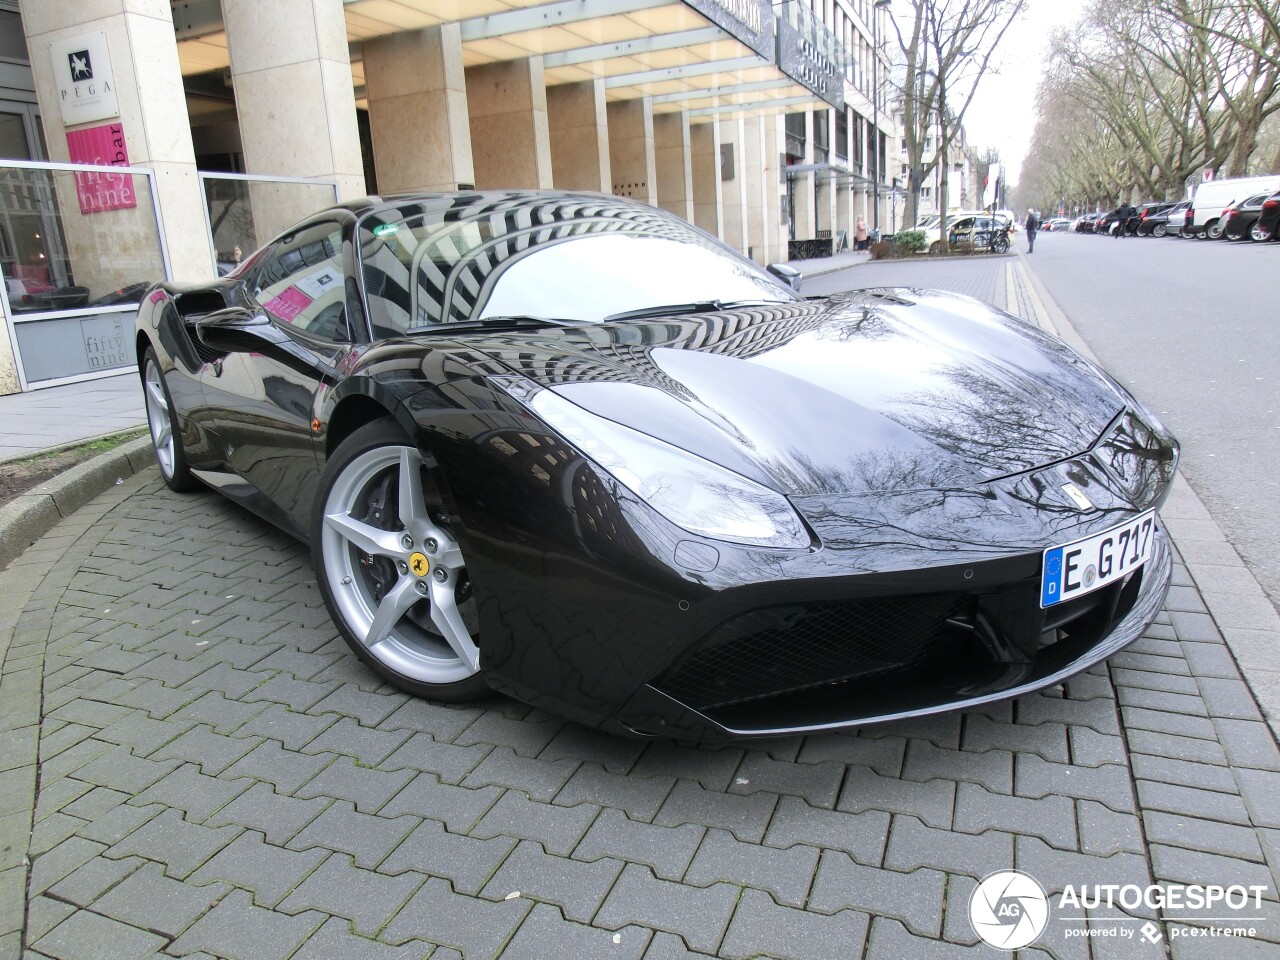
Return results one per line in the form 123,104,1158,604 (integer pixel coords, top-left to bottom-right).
136,331,154,374
325,392,400,461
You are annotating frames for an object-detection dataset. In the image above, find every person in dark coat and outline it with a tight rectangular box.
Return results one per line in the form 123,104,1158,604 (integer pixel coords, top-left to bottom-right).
1024,209,1039,252
1114,202,1134,237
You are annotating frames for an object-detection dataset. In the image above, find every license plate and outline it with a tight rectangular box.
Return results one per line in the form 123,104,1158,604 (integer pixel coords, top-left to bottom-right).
1041,511,1156,607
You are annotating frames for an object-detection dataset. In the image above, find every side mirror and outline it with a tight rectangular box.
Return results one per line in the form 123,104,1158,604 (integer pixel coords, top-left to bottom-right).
196,307,272,353
766,262,803,293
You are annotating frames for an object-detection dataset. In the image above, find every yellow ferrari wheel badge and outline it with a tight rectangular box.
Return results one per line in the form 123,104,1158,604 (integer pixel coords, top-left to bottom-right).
408,552,430,577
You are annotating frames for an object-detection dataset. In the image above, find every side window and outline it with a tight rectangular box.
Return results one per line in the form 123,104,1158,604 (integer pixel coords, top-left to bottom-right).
253,223,349,341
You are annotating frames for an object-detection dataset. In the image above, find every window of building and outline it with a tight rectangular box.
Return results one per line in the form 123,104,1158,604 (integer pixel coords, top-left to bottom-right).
784,112,806,163
812,110,829,163
835,109,848,161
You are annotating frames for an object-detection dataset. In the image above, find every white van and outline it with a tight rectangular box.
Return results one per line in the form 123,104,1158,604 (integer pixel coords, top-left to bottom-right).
1187,175,1280,238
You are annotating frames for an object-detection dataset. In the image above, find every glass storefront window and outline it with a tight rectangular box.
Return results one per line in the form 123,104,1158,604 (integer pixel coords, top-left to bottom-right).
0,112,31,162
201,174,339,276
0,160,168,387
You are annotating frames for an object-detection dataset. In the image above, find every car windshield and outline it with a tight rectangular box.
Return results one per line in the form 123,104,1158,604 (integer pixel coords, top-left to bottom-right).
358,198,794,337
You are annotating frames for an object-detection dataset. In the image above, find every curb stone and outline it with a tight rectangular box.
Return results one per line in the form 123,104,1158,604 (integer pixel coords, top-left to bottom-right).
0,436,154,573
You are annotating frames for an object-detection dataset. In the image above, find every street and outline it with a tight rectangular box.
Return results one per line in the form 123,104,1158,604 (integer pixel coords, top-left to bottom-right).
807,234,1280,619
2,247,1279,960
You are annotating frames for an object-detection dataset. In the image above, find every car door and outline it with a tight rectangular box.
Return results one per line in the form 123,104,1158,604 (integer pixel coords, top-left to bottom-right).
949,217,976,249
197,219,354,535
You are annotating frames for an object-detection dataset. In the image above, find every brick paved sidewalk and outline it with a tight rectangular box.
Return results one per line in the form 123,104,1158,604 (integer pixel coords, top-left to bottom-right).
0,472,1277,959
2,267,1279,959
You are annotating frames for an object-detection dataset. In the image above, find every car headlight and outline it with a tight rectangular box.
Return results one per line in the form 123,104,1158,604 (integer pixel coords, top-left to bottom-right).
493,377,810,549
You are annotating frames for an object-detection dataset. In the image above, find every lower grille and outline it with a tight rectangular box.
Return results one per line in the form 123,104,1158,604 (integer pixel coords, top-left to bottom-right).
659,594,967,711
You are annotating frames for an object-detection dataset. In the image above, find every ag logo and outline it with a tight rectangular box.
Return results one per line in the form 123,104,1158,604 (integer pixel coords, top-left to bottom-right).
969,870,1049,950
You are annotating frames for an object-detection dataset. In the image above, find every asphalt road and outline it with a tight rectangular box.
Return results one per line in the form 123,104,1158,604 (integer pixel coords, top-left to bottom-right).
807,231,1280,616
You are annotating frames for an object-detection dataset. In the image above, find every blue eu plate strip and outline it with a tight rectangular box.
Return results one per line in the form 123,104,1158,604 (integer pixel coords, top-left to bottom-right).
1042,547,1064,607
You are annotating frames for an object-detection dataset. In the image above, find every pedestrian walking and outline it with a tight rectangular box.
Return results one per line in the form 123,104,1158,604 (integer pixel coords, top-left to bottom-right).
855,215,869,251
1024,209,1039,252
1114,201,1134,238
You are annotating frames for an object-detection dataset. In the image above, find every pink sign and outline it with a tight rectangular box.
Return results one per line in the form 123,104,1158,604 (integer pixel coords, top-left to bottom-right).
66,123,137,213
262,286,312,323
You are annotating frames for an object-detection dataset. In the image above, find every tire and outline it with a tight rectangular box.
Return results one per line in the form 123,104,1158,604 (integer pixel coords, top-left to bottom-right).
141,348,198,492
1205,218,1223,240
929,241,941,254
312,418,486,701
1251,223,1273,242
1152,223,1167,238
992,234,1009,254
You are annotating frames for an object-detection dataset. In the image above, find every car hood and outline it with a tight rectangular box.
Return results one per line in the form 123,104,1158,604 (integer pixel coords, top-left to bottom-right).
471,289,1126,496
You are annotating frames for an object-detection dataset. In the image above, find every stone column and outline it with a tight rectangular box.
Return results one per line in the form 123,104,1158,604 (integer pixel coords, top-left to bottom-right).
839,183,853,249
20,0,213,284
607,98,657,205
690,121,723,239
223,0,365,243
718,116,748,255
743,117,766,264
791,112,815,245
653,111,693,221
761,116,785,264
466,57,553,189
364,25,473,193
546,80,610,191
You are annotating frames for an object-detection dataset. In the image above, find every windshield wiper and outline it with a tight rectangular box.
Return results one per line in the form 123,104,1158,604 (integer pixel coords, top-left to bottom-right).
604,299,787,322
406,315,582,335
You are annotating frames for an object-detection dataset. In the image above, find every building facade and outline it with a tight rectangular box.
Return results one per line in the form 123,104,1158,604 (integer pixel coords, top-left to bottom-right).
0,0,898,393
895,106,976,222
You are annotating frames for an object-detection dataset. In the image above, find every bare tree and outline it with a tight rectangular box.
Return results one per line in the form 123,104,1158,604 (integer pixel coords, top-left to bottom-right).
887,0,1026,247
1020,0,1280,212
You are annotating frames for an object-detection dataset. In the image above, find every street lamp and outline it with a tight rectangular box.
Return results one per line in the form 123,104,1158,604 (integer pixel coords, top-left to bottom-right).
871,0,892,236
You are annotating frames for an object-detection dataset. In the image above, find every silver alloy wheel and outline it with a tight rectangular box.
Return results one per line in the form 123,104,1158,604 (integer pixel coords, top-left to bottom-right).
1153,223,1167,238
1206,219,1223,239
144,359,175,479
1251,223,1272,242
319,444,479,685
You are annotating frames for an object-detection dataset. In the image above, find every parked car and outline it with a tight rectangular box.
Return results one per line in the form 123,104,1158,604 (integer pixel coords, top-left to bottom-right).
1046,218,1073,231
1186,174,1280,239
917,211,1008,253
948,215,1011,253
1072,214,1099,232
1093,208,1127,235
134,190,1177,740
1252,191,1280,241
1165,203,1191,237
1221,193,1271,241
1137,201,1188,237
1132,202,1174,235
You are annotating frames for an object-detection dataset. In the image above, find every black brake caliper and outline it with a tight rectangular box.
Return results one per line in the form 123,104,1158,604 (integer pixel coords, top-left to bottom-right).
358,471,400,603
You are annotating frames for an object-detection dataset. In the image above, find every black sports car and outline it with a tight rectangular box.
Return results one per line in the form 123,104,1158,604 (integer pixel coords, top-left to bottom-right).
136,192,1178,741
